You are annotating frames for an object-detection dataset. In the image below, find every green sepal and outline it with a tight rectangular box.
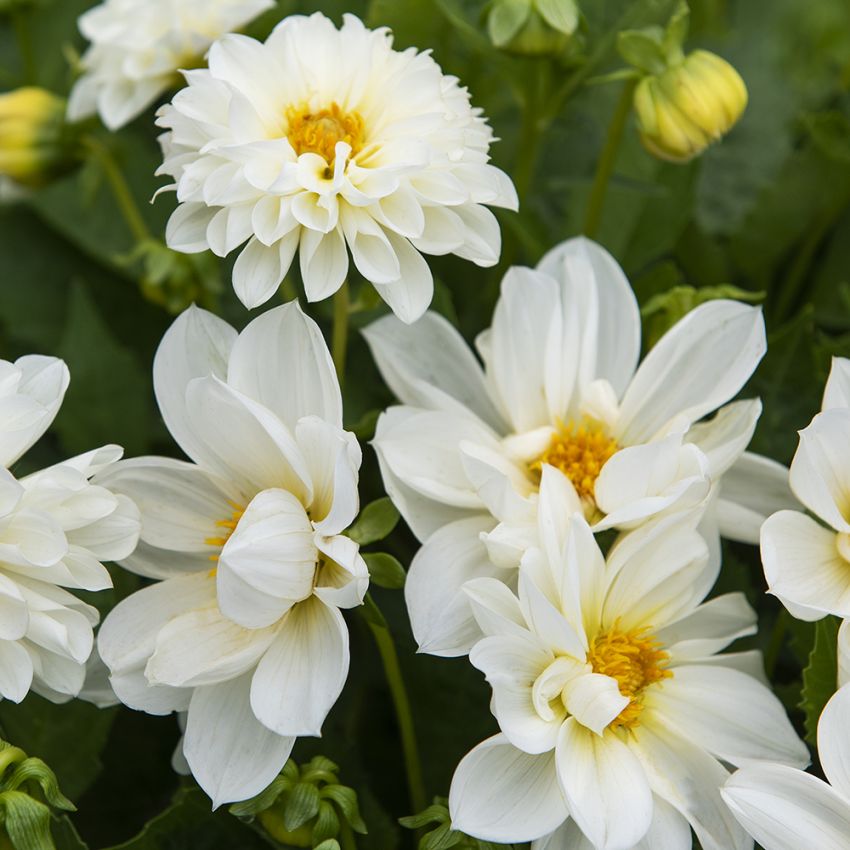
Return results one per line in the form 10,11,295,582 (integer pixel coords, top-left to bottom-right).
616,27,668,76
319,786,367,834
283,783,321,832
229,775,293,818
363,553,407,590
487,0,532,47
534,0,579,35
5,759,74,812
346,498,400,545
0,791,54,850
311,801,340,845
312,840,340,850
421,822,463,850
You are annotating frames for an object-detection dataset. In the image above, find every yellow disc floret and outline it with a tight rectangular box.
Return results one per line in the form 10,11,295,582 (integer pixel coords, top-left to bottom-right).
530,419,619,502
285,102,364,172
205,501,245,563
587,626,672,729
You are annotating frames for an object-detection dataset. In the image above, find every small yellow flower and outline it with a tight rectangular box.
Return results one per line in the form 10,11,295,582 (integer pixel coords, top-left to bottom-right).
634,49,748,163
0,87,74,187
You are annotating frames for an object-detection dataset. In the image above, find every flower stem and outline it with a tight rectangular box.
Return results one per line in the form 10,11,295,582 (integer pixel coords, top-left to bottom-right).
332,280,350,386
338,820,357,850
82,135,150,244
12,11,36,84
361,595,426,815
582,79,636,240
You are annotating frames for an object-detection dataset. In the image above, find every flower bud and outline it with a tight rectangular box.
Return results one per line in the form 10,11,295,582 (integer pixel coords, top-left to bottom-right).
633,49,747,162
487,0,579,56
0,87,79,188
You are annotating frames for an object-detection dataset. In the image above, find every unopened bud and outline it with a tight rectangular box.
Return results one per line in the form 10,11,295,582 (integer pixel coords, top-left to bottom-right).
0,87,79,188
633,49,747,163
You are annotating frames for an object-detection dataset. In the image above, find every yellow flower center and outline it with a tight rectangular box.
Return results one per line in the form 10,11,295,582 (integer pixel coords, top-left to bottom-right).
586,627,672,729
205,501,246,564
285,102,364,173
530,419,619,502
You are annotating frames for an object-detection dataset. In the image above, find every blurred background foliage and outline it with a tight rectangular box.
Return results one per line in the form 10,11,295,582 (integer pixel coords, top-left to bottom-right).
1,0,850,847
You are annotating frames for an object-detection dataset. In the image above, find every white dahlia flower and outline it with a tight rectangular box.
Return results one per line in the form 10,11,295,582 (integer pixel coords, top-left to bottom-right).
448,470,808,849
723,684,850,850
155,12,518,320
366,236,791,656
96,302,368,806
67,0,274,130
0,355,140,704
761,356,850,620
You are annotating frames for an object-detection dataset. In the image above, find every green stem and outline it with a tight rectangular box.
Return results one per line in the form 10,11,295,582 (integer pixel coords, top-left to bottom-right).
362,596,426,815
82,136,150,244
332,280,350,386
12,10,36,84
764,608,790,680
338,820,357,850
583,79,636,240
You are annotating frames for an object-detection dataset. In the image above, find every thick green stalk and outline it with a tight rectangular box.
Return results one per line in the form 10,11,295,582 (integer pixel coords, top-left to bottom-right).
332,281,350,385
583,79,636,239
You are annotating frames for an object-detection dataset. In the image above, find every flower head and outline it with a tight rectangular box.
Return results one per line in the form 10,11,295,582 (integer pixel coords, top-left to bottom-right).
365,237,779,655
0,355,140,705
723,684,850,850
67,0,274,130
96,302,368,806
761,356,850,620
448,473,808,848
156,12,517,321
634,49,748,163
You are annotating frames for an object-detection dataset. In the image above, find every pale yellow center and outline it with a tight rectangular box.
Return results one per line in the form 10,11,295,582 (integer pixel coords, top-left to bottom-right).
205,501,246,565
530,419,619,502
285,102,364,173
586,627,672,729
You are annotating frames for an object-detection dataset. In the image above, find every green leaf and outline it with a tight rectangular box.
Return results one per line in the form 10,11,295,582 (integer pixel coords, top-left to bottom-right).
55,281,151,457
363,553,407,590
347,498,400,546
800,615,839,745
534,0,579,35
487,0,531,47
283,783,321,832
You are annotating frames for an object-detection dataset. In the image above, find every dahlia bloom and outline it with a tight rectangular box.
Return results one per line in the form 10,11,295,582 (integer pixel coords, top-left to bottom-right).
96,303,368,805
367,237,788,655
723,684,850,850
0,355,140,704
761,356,850,619
68,0,274,130
448,470,808,849
155,12,517,320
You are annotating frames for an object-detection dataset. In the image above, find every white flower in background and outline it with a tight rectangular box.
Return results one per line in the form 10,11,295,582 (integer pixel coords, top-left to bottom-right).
156,12,517,321
448,470,808,849
722,684,850,850
0,355,140,704
761,356,850,620
67,0,274,130
96,303,368,806
366,236,788,656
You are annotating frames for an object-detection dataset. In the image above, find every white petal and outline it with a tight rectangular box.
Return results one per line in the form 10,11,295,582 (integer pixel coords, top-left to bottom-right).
818,683,850,799
370,231,434,323
153,306,236,466
300,228,349,303
184,674,295,807
250,596,349,737
362,311,505,431
165,203,217,254
405,514,503,656
722,763,850,850
789,409,850,533
618,302,765,444
761,510,850,619
686,399,761,478
656,593,756,658
649,665,809,768
555,718,653,850
561,673,629,737
0,640,33,702
232,235,291,309
449,734,568,843
823,356,850,411
227,302,342,431
0,573,28,640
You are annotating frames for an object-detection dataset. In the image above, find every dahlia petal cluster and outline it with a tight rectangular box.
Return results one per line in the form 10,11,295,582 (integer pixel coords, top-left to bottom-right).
0,354,140,704
68,0,274,130
156,12,518,321
447,473,807,848
96,302,368,805
366,237,793,656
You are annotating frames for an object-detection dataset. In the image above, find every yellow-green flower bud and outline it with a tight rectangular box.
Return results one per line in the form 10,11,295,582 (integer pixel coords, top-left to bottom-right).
633,49,747,163
0,87,78,188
